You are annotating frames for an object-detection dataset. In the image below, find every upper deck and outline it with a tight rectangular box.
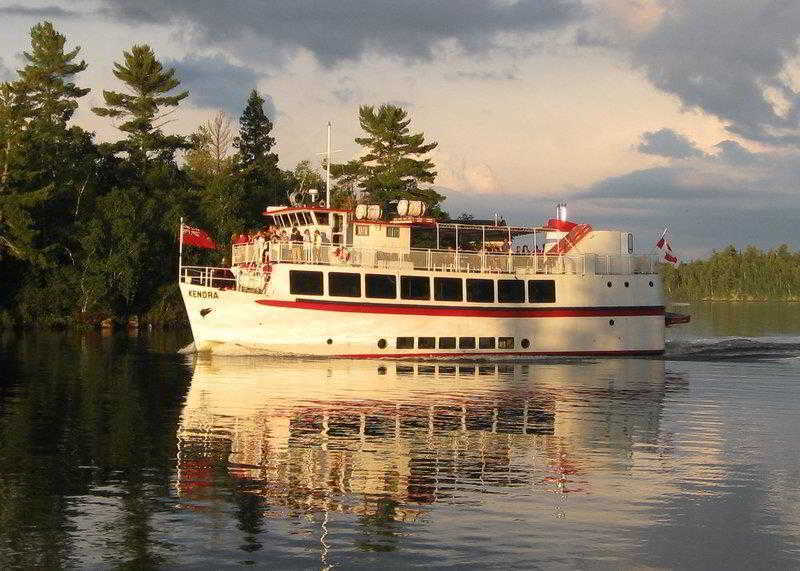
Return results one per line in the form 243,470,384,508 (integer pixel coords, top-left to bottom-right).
231,205,658,277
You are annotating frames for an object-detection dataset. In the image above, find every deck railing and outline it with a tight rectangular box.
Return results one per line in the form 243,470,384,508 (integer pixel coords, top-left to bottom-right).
231,242,659,276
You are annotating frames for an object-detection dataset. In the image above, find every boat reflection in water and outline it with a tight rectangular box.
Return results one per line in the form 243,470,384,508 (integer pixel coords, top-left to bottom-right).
176,357,684,526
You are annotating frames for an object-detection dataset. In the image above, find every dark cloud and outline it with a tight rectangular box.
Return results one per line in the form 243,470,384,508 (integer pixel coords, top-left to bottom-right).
166,54,272,117
0,4,80,18
629,1,800,147
97,0,585,66
714,140,758,165
574,27,614,48
637,128,706,159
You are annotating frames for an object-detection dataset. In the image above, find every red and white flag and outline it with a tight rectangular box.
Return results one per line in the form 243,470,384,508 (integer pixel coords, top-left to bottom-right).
181,224,218,249
656,229,678,266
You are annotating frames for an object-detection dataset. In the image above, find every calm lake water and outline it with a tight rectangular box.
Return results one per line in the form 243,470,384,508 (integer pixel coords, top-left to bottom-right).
1,302,799,569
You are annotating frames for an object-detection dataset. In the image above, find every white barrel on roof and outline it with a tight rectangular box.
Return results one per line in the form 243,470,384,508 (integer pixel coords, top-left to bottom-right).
366,204,383,220
397,199,409,216
408,200,426,216
355,204,368,220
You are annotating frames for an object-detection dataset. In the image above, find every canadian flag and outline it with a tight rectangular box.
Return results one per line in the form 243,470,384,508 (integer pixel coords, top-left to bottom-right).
181,224,218,249
656,230,678,266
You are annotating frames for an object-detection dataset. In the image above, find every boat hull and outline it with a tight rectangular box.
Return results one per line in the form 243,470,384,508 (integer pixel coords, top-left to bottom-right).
180,283,665,357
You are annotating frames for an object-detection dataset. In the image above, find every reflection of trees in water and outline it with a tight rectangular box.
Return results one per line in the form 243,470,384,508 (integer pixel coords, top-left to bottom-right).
0,333,193,568
176,358,685,551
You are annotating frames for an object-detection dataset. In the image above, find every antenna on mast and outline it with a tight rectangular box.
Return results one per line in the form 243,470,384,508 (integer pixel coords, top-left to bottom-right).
326,122,332,208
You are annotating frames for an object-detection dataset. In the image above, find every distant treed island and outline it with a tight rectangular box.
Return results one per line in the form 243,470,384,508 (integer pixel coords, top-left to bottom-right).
0,23,796,330
663,245,800,302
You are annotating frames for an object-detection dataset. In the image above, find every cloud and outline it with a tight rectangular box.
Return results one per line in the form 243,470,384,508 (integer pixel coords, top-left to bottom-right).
574,138,800,254
0,58,12,82
166,54,271,117
448,68,519,82
624,1,800,146
97,0,585,67
0,4,80,18
637,128,706,159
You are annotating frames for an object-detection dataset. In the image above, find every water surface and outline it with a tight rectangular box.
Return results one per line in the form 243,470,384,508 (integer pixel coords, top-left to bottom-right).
1,303,799,568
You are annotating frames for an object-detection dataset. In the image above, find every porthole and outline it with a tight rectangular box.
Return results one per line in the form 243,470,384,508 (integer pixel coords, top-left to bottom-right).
609,319,615,326
377,366,387,375
624,281,629,288
606,281,612,288
377,338,387,349
649,281,654,287
326,338,333,345
521,338,530,349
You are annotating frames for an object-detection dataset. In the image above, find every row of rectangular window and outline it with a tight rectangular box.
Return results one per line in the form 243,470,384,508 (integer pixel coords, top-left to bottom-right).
396,336,515,349
290,270,556,303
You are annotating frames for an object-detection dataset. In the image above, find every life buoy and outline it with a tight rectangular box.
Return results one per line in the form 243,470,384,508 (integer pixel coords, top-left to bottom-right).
335,247,351,262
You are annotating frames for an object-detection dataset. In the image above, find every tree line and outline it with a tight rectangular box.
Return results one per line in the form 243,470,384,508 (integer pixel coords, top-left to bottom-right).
0,22,442,328
663,244,800,301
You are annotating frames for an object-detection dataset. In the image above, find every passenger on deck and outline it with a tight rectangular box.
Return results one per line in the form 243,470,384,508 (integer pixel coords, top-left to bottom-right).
522,245,530,254
313,229,322,261
302,229,311,261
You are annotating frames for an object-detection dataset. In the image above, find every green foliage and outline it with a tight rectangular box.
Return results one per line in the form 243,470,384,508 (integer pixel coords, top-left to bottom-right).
15,21,89,125
92,44,189,163
232,89,289,221
333,103,444,212
664,244,800,301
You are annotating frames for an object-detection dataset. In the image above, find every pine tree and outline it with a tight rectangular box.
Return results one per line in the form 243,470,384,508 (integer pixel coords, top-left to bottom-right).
15,21,89,125
334,104,444,211
234,89,277,169
233,89,286,214
0,22,93,262
92,44,189,163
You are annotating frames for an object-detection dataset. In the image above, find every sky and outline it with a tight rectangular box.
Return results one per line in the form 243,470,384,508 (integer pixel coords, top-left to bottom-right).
1,0,799,258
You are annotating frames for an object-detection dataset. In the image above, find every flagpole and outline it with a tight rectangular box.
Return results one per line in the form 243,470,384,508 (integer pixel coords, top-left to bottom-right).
648,225,670,258
178,217,184,282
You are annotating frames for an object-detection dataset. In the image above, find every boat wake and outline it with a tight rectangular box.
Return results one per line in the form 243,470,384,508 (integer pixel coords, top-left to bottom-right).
665,336,800,361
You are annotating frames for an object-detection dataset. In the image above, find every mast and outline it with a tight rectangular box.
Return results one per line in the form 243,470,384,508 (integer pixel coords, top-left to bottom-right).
178,217,184,281
326,122,331,208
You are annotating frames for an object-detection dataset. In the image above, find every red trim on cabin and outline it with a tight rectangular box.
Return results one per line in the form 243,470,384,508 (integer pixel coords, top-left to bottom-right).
545,219,578,232
353,220,412,227
255,298,665,317
263,206,350,216
332,350,665,358
547,223,592,255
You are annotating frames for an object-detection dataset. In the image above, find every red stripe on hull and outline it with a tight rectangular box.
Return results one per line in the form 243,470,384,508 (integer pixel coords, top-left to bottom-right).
255,299,665,318
334,350,665,359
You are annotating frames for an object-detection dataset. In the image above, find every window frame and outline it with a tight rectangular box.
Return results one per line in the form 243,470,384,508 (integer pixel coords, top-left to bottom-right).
289,270,324,296
498,337,515,349
396,337,414,349
365,273,397,299
400,275,430,300
328,272,361,297
355,224,370,236
459,337,476,349
439,337,456,349
528,279,556,303
386,226,400,238
466,278,494,303
479,337,496,349
498,279,525,303
418,337,435,349
433,277,463,302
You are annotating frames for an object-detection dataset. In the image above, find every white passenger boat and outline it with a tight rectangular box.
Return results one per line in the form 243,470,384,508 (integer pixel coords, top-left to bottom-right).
178,201,687,357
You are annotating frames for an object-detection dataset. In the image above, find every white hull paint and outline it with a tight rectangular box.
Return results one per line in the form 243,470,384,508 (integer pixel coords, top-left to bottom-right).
180,272,665,357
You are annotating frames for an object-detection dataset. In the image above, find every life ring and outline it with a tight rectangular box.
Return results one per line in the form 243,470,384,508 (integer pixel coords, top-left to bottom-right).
335,247,351,263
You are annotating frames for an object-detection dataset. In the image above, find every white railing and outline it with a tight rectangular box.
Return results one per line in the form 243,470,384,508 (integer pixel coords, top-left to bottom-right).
180,266,238,288
231,242,659,276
